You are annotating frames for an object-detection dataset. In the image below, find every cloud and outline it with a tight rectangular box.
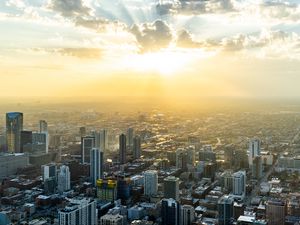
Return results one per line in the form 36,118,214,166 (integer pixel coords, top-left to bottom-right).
258,1,300,21
176,29,203,48
221,30,290,52
130,20,173,52
156,0,237,15
59,48,102,58
5,0,26,9
32,47,102,59
74,16,109,31
48,0,90,17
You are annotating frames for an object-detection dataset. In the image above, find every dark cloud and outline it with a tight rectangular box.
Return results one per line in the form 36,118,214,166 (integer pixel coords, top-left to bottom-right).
49,0,90,17
130,20,173,52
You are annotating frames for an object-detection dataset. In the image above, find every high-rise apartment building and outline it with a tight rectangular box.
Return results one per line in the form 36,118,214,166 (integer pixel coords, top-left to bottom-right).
133,135,141,160
58,198,97,225
164,176,179,201
161,198,180,225
119,134,126,164
6,112,23,153
81,136,95,164
144,170,158,196
90,148,104,186
57,165,70,193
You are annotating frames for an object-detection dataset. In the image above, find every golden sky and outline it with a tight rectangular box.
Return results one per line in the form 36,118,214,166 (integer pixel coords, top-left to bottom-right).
1,0,300,99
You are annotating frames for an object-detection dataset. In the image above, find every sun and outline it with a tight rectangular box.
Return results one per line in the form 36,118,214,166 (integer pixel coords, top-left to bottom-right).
121,49,197,76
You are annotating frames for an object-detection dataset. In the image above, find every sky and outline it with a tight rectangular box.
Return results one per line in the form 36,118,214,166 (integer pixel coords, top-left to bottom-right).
1,0,300,99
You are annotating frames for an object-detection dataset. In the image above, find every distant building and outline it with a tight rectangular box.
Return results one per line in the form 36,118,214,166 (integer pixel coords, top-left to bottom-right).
176,148,188,170
144,170,158,196
161,198,180,225
79,127,86,137
199,147,216,162
117,177,131,203
119,134,127,164
0,153,29,179
100,213,125,225
186,146,195,166
39,120,49,153
133,136,141,160
44,176,56,194
221,170,233,193
180,205,195,225
32,132,47,154
233,170,246,196
266,199,286,225
42,163,57,194
127,128,134,149
20,130,32,153
81,136,95,164
164,176,179,201
42,163,57,181
90,148,104,186
249,139,260,166
100,129,108,152
58,198,97,225
218,195,234,225
97,179,117,202
57,165,70,193
252,156,263,179
39,120,48,133
6,112,23,153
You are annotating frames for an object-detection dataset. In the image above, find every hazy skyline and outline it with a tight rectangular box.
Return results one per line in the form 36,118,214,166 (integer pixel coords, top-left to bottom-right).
1,0,300,98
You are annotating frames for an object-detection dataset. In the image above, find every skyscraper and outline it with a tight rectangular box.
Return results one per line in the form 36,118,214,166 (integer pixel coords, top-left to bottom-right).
218,195,234,225
100,129,108,152
249,139,260,166
164,176,180,201
199,147,216,162
119,134,126,164
144,170,158,196
127,127,134,149
81,136,95,164
186,146,195,166
57,165,71,193
32,132,47,154
6,112,23,153
39,120,48,133
79,126,86,137
42,163,57,181
133,135,141,160
180,205,195,225
176,148,188,170
20,130,32,153
90,148,104,186
266,199,286,225
39,120,49,153
232,170,246,196
58,198,97,225
252,156,263,179
96,179,117,203
161,198,180,225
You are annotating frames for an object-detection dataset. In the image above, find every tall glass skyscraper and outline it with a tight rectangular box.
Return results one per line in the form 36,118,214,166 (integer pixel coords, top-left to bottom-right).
6,112,23,153
119,134,126,164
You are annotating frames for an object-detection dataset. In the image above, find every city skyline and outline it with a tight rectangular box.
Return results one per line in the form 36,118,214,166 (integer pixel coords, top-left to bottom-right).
1,0,300,99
